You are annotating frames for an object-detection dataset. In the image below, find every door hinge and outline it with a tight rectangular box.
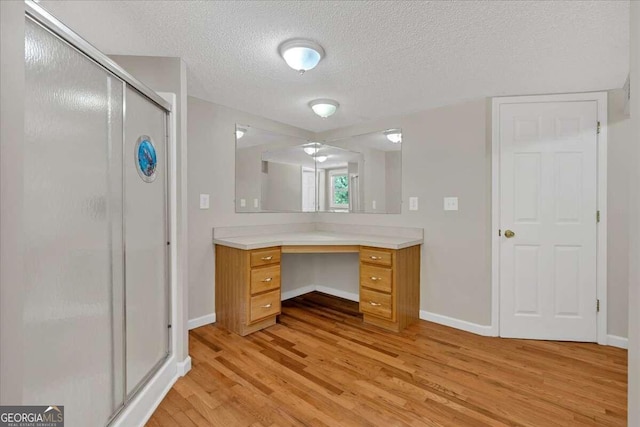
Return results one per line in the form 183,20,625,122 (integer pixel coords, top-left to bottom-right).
596,210,601,223
597,299,600,313
597,121,601,135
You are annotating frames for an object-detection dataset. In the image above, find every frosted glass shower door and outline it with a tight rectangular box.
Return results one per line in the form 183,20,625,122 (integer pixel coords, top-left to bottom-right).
23,17,125,426
123,87,170,396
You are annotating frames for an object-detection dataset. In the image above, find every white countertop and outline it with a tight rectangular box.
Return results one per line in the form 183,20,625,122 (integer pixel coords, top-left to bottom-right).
213,231,423,251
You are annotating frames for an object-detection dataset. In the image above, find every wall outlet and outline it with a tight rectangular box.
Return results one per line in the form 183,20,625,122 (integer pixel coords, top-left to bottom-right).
444,197,459,211
240,198,246,208
253,198,259,208
199,194,210,209
372,200,377,210
409,197,418,211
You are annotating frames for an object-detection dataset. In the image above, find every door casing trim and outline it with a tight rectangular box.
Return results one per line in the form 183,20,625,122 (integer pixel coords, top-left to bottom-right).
491,92,608,344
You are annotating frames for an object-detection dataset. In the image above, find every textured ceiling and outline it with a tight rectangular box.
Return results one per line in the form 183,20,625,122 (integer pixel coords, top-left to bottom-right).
40,0,629,132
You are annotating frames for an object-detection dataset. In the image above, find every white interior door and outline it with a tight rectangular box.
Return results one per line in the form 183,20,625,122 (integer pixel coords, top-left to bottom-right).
499,100,598,341
301,167,316,212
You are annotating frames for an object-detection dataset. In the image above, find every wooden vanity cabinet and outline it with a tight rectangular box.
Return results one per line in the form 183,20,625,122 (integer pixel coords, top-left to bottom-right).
359,245,421,332
215,242,420,336
215,245,281,336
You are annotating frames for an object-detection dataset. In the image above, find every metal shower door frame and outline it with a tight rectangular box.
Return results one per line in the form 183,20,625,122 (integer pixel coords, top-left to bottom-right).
24,1,173,425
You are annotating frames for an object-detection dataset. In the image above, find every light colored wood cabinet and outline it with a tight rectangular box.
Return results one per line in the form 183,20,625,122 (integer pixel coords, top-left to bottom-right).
250,247,281,267
250,264,281,294
215,245,282,336
249,290,281,323
360,247,393,266
360,288,393,319
359,245,421,332
216,243,420,336
360,264,392,293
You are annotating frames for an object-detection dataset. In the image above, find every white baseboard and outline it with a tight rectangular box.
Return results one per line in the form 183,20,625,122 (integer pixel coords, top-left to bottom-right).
177,356,191,376
282,285,316,301
420,310,495,336
607,334,628,349
111,356,178,427
188,313,216,330
315,285,359,302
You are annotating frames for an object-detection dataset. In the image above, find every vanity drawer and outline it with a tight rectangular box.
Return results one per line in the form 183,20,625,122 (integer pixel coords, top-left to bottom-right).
250,264,281,294
250,247,281,268
360,264,392,293
360,288,392,320
360,247,392,267
249,290,281,323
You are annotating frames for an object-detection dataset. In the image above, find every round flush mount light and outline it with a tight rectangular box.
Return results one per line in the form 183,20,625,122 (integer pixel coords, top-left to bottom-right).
384,129,402,144
309,99,339,118
235,127,247,139
279,39,325,74
313,155,328,163
303,143,320,155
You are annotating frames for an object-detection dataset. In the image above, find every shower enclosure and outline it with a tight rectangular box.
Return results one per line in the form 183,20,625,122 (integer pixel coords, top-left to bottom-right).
23,3,171,426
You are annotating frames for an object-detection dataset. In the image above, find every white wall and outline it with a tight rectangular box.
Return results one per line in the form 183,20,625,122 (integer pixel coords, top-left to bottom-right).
264,162,302,211
311,94,631,333
385,151,402,214
235,145,264,212
188,93,631,335
608,88,632,338
187,96,316,320
628,1,639,423
316,99,493,325
363,147,387,213
312,253,360,297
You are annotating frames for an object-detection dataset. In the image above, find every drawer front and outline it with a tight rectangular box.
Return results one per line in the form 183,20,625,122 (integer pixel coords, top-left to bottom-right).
360,247,392,267
250,247,281,268
360,288,393,319
251,264,281,294
249,290,281,323
360,264,392,293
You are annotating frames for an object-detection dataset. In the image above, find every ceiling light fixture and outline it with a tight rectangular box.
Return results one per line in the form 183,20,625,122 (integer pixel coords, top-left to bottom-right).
236,127,247,139
309,99,339,118
384,129,402,143
313,155,328,163
279,39,325,74
303,143,320,155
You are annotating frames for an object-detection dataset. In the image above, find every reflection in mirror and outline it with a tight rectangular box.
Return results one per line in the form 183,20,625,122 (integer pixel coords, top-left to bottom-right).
320,129,402,213
235,125,314,212
261,143,319,212
313,144,364,212
235,125,402,213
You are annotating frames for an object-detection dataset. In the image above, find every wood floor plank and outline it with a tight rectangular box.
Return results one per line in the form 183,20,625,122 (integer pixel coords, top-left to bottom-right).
148,292,627,427
171,411,199,427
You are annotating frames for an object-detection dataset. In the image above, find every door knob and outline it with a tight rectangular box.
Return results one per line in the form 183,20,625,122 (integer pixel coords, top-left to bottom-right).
504,229,515,238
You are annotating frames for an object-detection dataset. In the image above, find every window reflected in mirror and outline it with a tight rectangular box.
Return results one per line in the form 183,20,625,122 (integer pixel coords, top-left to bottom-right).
235,125,401,214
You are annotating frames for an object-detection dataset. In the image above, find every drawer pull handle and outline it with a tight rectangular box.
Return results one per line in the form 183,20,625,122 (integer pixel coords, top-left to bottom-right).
370,276,381,281
260,303,272,309
261,256,273,261
369,256,381,260
369,301,382,307
262,277,273,282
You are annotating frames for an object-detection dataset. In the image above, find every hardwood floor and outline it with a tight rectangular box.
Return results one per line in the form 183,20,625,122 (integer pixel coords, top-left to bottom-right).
147,292,627,427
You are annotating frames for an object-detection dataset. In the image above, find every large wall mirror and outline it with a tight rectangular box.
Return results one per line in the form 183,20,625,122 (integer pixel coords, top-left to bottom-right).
235,125,402,213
